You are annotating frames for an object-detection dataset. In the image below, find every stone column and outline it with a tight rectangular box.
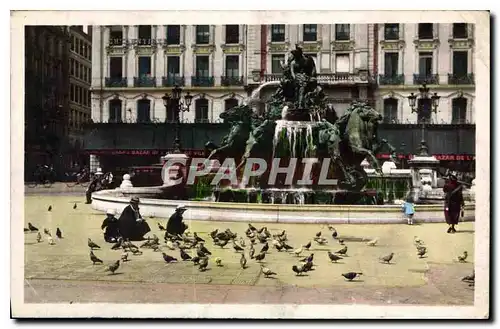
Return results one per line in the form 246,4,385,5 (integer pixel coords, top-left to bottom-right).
126,26,137,87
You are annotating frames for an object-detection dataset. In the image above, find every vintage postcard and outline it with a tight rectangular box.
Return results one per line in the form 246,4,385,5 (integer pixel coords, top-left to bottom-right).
11,10,490,319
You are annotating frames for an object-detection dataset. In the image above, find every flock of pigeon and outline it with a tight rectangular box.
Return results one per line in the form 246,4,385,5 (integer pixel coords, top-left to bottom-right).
24,202,475,286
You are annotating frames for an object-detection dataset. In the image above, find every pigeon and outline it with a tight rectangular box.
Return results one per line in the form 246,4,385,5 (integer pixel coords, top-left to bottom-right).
111,238,123,250
249,245,255,259
462,271,475,282
303,241,312,250
199,243,212,255
151,244,161,252
47,205,52,212
28,223,38,232
327,251,342,263
240,253,247,269
254,252,266,262
248,223,257,231
249,237,256,245
47,236,55,245
197,250,206,258
214,239,229,248
292,264,305,276
293,246,303,257
36,232,42,243
162,253,178,263
417,248,427,258
256,226,265,234
366,238,378,246
180,249,192,261
275,243,284,252
336,246,348,255
157,222,166,231
331,228,338,239
193,232,205,243
88,238,101,250
414,236,424,246
105,260,120,274
327,225,335,231
152,234,159,245
233,241,244,252
416,245,427,253
260,242,269,254
282,243,294,251
379,252,394,264
315,231,322,238
89,250,103,265
165,240,176,250
257,234,267,244
342,272,363,281
302,261,314,272
457,251,468,263
198,257,209,271
261,265,277,278
24,228,29,232
210,229,218,240
215,257,223,267
73,203,77,210
56,228,62,239
300,253,314,263
130,247,143,255
191,256,201,265
314,237,328,245
338,239,345,245
140,238,152,248
121,252,129,262
44,228,51,236
239,237,246,247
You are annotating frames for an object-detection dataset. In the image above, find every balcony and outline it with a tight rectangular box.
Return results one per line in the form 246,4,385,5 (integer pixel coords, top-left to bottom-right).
413,74,439,85
261,73,371,85
134,76,156,87
191,76,215,87
105,77,127,87
379,74,405,85
162,75,185,87
108,38,124,46
448,73,474,85
221,76,244,86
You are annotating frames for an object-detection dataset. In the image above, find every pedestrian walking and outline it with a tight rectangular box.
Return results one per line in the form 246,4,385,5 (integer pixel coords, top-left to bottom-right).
443,174,465,233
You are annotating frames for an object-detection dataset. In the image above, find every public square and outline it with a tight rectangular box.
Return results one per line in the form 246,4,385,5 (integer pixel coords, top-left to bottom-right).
24,191,474,305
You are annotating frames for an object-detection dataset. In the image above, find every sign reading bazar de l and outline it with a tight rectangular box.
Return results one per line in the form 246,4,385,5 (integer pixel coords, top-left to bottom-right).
85,149,476,162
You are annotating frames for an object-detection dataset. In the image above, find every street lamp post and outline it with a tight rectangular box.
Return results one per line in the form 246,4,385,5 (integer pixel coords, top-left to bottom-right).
162,86,193,154
407,84,440,156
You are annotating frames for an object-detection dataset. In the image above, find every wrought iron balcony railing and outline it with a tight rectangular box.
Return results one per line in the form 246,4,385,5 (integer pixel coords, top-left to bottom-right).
378,74,405,85
448,73,474,85
221,76,244,86
162,75,185,87
262,73,368,84
413,74,439,85
194,118,210,123
134,76,156,87
191,76,215,87
105,77,128,87
108,38,124,46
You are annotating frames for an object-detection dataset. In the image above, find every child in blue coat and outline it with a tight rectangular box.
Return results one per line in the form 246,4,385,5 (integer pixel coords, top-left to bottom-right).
402,196,415,225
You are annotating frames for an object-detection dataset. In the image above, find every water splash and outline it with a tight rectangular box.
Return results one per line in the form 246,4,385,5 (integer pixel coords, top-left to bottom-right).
272,119,316,159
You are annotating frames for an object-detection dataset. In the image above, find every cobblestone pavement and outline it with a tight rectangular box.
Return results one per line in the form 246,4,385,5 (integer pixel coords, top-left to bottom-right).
23,195,475,305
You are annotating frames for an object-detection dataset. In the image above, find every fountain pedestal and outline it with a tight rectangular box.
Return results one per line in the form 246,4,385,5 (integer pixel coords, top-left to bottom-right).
408,148,440,203
161,152,189,187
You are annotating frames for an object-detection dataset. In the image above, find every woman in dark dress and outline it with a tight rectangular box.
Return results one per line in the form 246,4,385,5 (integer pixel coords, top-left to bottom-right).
166,205,188,236
443,175,465,233
118,197,151,241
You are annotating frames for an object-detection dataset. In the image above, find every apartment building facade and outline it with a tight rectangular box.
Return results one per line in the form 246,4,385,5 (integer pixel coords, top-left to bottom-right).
376,23,475,124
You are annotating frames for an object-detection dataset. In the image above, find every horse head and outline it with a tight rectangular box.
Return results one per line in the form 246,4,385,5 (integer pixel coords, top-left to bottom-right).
219,104,253,124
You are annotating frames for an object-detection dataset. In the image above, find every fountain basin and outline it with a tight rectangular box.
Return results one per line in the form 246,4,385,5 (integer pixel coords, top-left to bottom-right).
92,188,475,224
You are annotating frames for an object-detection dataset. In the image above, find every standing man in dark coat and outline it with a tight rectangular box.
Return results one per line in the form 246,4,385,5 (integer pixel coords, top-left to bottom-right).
166,205,188,236
443,174,465,233
118,197,151,241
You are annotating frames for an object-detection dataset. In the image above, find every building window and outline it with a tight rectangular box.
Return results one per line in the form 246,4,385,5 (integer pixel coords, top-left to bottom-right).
453,51,468,76
384,52,399,76
452,97,467,124
138,56,151,77
417,98,432,123
383,98,398,123
88,45,92,60
166,25,181,44
71,36,75,51
167,56,180,75
224,98,239,111
75,63,80,79
70,83,75,102
225,25,239,44
195,56,209,77
335,54,350,73
195,98,209,123
109,57,123,77
70,58,75,76
83,67,87,83
418,23,433,40
138,25,152,45
196,25,210,44
109,26,123,46
335,24,350,40
452,23,468,39
271,24,285,42
137,99,151,123
109,99,122,123
384,23,399,40
225,55,239,77
418,52,433,76
271,54,285,74
303,24,317,42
